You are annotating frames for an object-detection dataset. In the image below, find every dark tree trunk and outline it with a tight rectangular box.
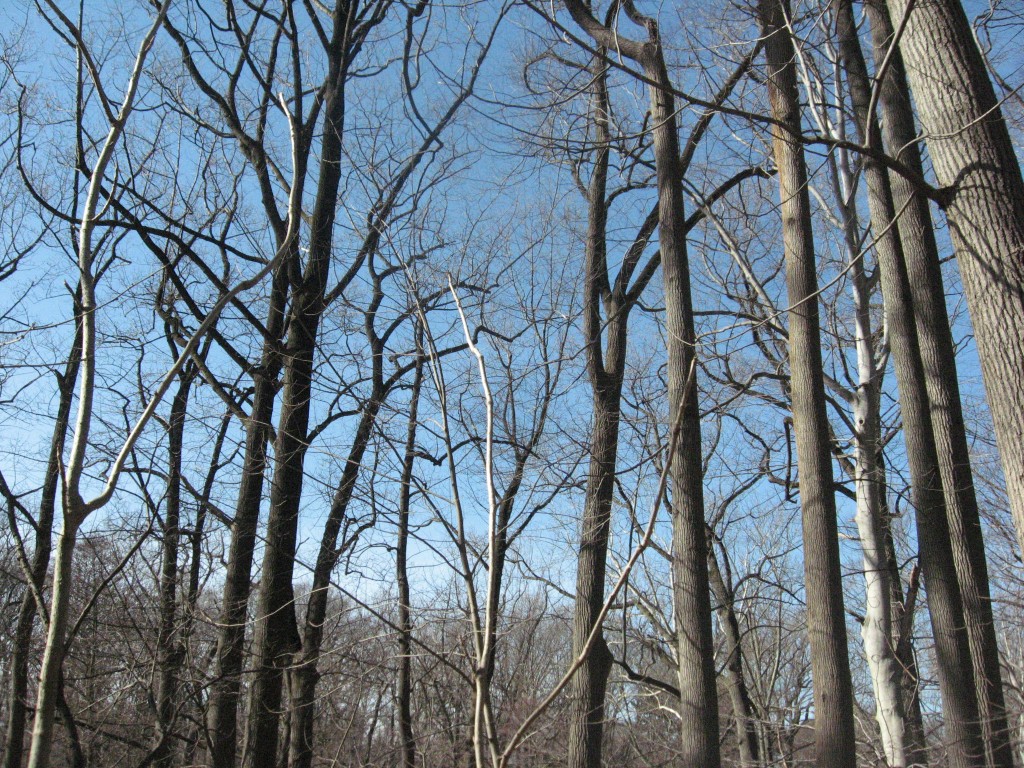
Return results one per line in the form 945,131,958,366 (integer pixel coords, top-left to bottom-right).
758,2,857,765
206,263,289,768
567,51,624,768
152,370,196,767
396,350,424,768
243,10,351,765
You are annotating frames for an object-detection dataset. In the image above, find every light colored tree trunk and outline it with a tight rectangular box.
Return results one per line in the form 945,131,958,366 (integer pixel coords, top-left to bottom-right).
1,325,80,768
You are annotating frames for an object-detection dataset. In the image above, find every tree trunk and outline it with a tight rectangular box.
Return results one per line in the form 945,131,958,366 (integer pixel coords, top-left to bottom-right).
396,352,424,768
560,7,723,764
205,264,289,768
242,11,351,764
758,2,857,765
152,372,195,767
882,0,1024,568
865,4,1014,764
25,518,80,768
567,51,625,768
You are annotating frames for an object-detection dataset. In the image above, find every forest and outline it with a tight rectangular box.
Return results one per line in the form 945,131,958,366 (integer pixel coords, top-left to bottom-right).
1,0,1024,767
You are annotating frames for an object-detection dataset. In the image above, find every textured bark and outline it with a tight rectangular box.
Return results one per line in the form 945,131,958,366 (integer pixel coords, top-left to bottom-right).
865,4,1013,765
758,3,857,765
883,0,1024,568
836,5,986,765
1,328,80,768
240,6,353,764
205,260,289,768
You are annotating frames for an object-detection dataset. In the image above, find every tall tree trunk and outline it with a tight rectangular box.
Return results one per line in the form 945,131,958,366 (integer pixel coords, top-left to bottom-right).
560,6,722,763
881,0,1024,567
242,10,351,765
758,3,857,765
838,6,992,765
286,398,381,768
1,326,81,768
396,351,424,768
567,52,624,768
825,66,907,764
864,4,1014,765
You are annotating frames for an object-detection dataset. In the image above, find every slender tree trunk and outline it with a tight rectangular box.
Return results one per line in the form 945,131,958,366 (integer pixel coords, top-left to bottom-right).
882,0,1024,565
396,351,424,768
837,6,990,765
152,372,195,767
758,3,857,765
2,327,81,768
26,518,80,768
242,304,320,768
865,5,1014,764
244,14,351,764
567,53,623,768
826,69,907,764
286,398,381,768
708,536,761,767
650,54,722,768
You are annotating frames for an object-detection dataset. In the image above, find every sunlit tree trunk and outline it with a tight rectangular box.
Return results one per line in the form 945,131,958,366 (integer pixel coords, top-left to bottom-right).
1,324,80,768
883,0,1024,568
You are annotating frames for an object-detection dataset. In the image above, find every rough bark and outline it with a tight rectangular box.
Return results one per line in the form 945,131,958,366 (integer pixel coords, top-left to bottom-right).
241,7,353,765
566,51,624,768
836,5,987,764
758,2,857,765
205,260,289,768
882,0,1024,567
865,4,1013,764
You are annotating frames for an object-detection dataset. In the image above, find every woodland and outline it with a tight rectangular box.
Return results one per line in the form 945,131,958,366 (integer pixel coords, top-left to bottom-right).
1,1,1024,767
